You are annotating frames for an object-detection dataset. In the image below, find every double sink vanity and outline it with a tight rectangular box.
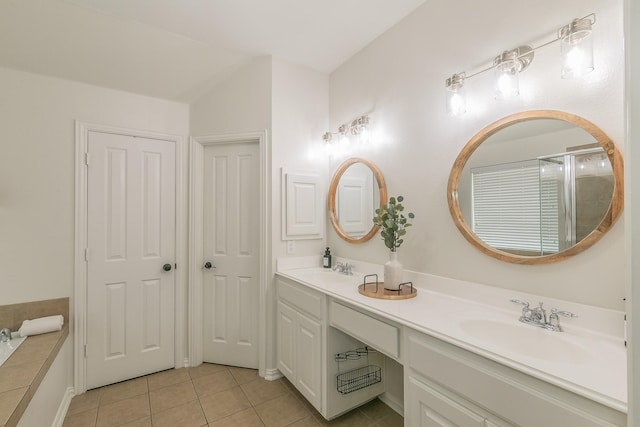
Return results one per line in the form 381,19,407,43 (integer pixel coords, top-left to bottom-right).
275,258,626,426
281,109,628,425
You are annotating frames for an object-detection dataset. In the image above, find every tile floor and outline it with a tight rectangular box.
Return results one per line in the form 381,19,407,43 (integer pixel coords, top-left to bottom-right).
62,363,404,426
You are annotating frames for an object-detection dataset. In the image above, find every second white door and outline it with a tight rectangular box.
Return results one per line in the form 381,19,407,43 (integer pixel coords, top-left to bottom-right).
202,142,260,368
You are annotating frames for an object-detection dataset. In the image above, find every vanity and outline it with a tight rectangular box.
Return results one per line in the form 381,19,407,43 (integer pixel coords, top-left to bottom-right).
283,110,627,425
275,261,626,426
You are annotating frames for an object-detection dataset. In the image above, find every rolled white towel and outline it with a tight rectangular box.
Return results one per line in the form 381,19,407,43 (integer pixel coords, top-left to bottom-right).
19,315,64,337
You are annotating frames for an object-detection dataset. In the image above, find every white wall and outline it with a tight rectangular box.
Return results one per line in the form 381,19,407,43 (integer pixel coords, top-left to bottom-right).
328,0,625,310
271,58,330,262
190,56,272,136
0,66,189,305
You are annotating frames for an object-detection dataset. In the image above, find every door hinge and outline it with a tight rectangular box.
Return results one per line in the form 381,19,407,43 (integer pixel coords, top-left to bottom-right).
84,152,90,166
84,344,87,358
84,248,91,261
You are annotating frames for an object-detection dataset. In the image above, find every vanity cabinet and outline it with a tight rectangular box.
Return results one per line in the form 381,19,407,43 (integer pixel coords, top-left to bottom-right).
407,375,510,427
276,278,324,410
405,330,626,427
276,271,626,426
276,276,388,420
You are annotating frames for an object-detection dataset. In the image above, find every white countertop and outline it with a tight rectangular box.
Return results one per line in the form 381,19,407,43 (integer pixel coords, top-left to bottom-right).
276,260,627,413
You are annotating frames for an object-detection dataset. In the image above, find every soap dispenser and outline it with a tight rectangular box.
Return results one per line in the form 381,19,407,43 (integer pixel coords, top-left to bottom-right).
323,247,332,268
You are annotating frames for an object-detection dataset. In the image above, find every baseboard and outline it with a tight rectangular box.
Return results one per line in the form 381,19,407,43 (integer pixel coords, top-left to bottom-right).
52,387,75,427
378,392,404,416
182,357,190,368
263,368,283,381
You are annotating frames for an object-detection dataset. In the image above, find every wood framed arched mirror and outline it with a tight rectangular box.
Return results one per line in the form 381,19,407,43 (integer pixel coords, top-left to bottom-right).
329,158,387,243
447,110,623,265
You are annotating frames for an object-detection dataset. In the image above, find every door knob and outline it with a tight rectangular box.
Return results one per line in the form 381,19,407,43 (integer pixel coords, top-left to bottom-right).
203,261,215,270
163,263,173,272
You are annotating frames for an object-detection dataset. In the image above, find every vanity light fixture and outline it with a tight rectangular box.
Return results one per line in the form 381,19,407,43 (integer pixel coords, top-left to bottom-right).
445,13,595,115
560,14,595,78
445,73,466,116
323,115,370,144
494,46,534,99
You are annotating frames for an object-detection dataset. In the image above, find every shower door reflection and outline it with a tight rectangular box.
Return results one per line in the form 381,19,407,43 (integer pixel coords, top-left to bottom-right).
471,147,613,256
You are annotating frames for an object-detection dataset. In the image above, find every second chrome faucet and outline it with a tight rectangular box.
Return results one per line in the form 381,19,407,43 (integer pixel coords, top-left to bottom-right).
332,262,353,275
511,299,577,332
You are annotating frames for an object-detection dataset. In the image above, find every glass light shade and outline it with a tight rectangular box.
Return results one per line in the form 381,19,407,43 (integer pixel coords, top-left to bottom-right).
446,74,466,116
358,126,371,143
494,59,519,99
560,22,594,78
446,87,466,116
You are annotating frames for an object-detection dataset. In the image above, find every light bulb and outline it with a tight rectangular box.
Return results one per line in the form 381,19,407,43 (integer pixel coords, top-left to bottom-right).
359,126,370,144
560,17,594,78
445,73,466,116
494,61,519,99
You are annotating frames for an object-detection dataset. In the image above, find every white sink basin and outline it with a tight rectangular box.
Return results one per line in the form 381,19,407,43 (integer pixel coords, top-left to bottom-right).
0,335,26,366
459,319,591,364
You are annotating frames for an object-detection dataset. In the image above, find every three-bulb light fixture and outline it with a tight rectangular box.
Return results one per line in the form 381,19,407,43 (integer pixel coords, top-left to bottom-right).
322,115,370,144
446,13,596,116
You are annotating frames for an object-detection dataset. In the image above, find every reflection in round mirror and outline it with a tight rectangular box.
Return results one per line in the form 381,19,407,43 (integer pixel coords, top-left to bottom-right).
447,110,623,265
329,158,387,243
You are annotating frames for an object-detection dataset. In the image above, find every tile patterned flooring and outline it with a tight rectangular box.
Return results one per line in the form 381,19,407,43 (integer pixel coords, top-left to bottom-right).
62,363,404,426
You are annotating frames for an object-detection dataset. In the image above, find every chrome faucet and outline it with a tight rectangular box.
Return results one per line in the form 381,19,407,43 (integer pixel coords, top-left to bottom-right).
510,300,577,332
332,262,353,275
0,328,10,343
531,302,547,325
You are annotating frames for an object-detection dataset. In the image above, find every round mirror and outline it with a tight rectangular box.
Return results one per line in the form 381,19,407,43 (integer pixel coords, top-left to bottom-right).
447,110,623,264
329,158,387,243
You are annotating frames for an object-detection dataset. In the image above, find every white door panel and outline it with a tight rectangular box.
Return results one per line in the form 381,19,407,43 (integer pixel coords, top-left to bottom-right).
86,131,176,389
203,142,259,368
276,301,296,380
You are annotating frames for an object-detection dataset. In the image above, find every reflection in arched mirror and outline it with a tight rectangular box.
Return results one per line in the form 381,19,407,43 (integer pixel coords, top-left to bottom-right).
329,158,387,243
448,110,623,265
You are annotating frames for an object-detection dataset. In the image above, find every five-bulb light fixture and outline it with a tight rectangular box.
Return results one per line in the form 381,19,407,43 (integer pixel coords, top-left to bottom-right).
446,13,596,116
323,115,370,144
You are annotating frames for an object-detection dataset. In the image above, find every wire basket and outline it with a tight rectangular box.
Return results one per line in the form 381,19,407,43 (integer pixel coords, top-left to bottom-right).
335,346,381,395
336,365,382,395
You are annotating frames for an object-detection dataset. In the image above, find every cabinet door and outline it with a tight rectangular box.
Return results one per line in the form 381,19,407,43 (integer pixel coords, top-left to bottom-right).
276,301,296,381
407,376,485,427
295,311,322,409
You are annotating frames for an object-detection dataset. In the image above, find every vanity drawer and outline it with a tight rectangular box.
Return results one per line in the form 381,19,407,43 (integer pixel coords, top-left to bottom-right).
329,301,399,358
277,278,323,319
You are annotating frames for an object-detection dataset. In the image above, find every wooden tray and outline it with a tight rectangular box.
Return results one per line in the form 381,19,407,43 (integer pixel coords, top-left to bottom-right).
358,282,417,300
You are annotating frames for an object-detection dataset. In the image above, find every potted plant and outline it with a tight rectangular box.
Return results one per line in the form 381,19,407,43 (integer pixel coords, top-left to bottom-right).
372,196,415,290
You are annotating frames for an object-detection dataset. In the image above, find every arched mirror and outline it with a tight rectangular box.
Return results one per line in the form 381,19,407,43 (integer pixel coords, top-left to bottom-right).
329,158,387,243
447,110,623,265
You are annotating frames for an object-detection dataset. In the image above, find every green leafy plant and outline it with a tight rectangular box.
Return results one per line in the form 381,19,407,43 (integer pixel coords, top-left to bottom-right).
372,195,415,252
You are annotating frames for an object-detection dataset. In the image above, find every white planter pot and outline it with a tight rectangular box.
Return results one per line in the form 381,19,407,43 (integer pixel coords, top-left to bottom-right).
384,251,403,290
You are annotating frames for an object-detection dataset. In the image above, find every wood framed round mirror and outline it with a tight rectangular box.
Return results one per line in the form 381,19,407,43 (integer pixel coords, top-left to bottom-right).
329,158,387,243
447,110,623,265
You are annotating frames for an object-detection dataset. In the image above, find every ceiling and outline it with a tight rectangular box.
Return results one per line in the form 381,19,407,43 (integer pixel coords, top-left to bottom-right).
0,0,425,102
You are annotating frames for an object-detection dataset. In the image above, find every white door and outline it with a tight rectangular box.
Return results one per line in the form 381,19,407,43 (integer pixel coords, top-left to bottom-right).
86,131,176,389
337,171,373,237
202,142,259,368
